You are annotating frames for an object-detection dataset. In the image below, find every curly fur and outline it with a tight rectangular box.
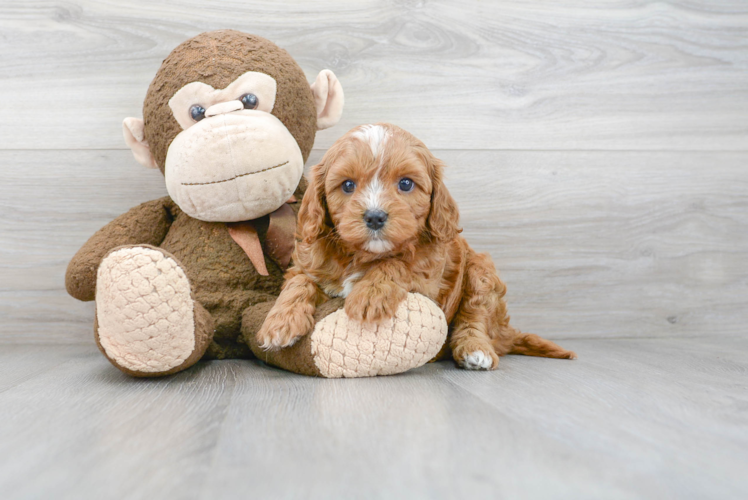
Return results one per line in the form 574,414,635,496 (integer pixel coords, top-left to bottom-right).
257,123,576,368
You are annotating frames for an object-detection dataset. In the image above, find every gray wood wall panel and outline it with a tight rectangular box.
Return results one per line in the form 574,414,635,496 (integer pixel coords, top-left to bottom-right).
2,149,746,343
1,1,746,343
0,0,746,151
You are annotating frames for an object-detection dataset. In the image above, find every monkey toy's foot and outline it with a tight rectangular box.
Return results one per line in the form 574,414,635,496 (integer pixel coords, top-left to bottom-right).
243,293,448,378
94,245,214,377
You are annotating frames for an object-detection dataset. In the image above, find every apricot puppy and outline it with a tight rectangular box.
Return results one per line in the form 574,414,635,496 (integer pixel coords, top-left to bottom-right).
257,123,576,369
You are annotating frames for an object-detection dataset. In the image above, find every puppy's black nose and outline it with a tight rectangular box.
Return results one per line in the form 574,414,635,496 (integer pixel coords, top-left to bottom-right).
364,209,388,230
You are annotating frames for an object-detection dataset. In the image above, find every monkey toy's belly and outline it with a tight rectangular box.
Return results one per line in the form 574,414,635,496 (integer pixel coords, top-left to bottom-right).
159,210,285,353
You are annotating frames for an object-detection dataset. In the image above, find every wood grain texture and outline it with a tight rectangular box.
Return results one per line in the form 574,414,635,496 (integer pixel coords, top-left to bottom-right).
1,149,746,342
0,338,746,499
0,0,746,151
2,3,746,498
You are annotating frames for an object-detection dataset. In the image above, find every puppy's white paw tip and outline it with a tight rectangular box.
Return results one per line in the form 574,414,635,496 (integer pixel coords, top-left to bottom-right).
461,350,494,370
258,333,301,352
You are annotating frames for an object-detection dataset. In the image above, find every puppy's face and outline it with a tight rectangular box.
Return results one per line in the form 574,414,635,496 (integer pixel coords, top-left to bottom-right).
324,125,435,253
297,123,459,258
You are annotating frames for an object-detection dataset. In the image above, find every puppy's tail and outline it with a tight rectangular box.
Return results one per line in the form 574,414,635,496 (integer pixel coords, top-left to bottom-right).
504,329,577,360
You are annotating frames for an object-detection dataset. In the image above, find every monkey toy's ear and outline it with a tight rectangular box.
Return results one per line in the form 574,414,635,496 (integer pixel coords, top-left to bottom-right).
122,117,159,169
310,69,344,131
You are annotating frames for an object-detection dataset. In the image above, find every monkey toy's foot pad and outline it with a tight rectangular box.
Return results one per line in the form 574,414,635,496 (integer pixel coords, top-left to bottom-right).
311,294,448,378
95,246,196,374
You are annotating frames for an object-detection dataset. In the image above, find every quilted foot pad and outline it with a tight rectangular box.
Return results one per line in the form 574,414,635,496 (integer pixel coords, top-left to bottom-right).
310,293,448,378
96,246,196,374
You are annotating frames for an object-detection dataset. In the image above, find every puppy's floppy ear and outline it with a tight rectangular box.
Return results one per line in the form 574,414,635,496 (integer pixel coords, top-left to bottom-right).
297,160,330,244
424,151,460,242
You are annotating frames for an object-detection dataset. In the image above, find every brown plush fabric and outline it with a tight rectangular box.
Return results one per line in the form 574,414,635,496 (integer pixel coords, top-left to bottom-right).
159,201,285,351
65,199,173,301
66,191,312,363
74,197,290,360
66,30,346,377
143,30,318,171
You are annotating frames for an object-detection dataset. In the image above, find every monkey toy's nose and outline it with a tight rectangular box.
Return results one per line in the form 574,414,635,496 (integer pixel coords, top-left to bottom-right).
205,100,243,118
364,210,388,231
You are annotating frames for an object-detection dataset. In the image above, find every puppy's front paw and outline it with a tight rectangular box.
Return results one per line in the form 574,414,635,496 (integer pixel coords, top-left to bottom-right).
344,283,407,324
452,338,499,371
256,308,314,351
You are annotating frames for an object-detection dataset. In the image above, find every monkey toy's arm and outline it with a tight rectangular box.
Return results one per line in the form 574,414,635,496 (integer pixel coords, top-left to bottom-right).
65,197,174,301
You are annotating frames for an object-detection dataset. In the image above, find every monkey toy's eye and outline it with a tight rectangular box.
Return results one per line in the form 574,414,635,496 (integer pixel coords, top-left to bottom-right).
189,105,206,122
398,178,415,192
240,93,259,110
341,180,356,194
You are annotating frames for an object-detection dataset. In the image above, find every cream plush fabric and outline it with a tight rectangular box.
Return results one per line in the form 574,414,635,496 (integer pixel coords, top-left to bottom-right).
96,246,196,373
310,293,448,378
164,111,304,222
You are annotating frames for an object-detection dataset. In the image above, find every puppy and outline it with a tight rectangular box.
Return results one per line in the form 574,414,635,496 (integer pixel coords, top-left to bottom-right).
257,123,576,369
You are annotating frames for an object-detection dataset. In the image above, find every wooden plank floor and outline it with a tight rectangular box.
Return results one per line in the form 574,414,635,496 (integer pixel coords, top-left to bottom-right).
0,337,746,499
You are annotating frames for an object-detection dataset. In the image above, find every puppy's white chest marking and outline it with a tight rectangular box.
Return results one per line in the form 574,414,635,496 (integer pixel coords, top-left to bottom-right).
325,272,363,298
353,124,389,159
340,272,363,298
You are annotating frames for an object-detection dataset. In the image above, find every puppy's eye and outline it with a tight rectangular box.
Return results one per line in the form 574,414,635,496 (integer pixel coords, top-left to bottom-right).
240,93,259,110
398,178,415,192
190,105,206,122
342,180,356,194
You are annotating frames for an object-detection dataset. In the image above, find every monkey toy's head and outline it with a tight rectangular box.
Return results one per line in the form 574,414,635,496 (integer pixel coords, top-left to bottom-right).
122,30,344,222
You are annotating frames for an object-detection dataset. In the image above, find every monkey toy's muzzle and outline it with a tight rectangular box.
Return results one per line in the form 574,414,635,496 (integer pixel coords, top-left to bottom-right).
164,110,304,222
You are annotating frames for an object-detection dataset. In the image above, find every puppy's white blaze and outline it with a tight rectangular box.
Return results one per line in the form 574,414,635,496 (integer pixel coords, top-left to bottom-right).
353,124,389,159
364,239,394,253
362,176,384,211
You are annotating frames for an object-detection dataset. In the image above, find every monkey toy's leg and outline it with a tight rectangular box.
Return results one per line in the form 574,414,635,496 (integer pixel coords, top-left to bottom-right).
94,245,215,377
242,293,449,378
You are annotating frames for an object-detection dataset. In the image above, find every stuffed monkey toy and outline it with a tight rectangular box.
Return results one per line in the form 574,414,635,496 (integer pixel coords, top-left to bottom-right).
65,30,447,378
